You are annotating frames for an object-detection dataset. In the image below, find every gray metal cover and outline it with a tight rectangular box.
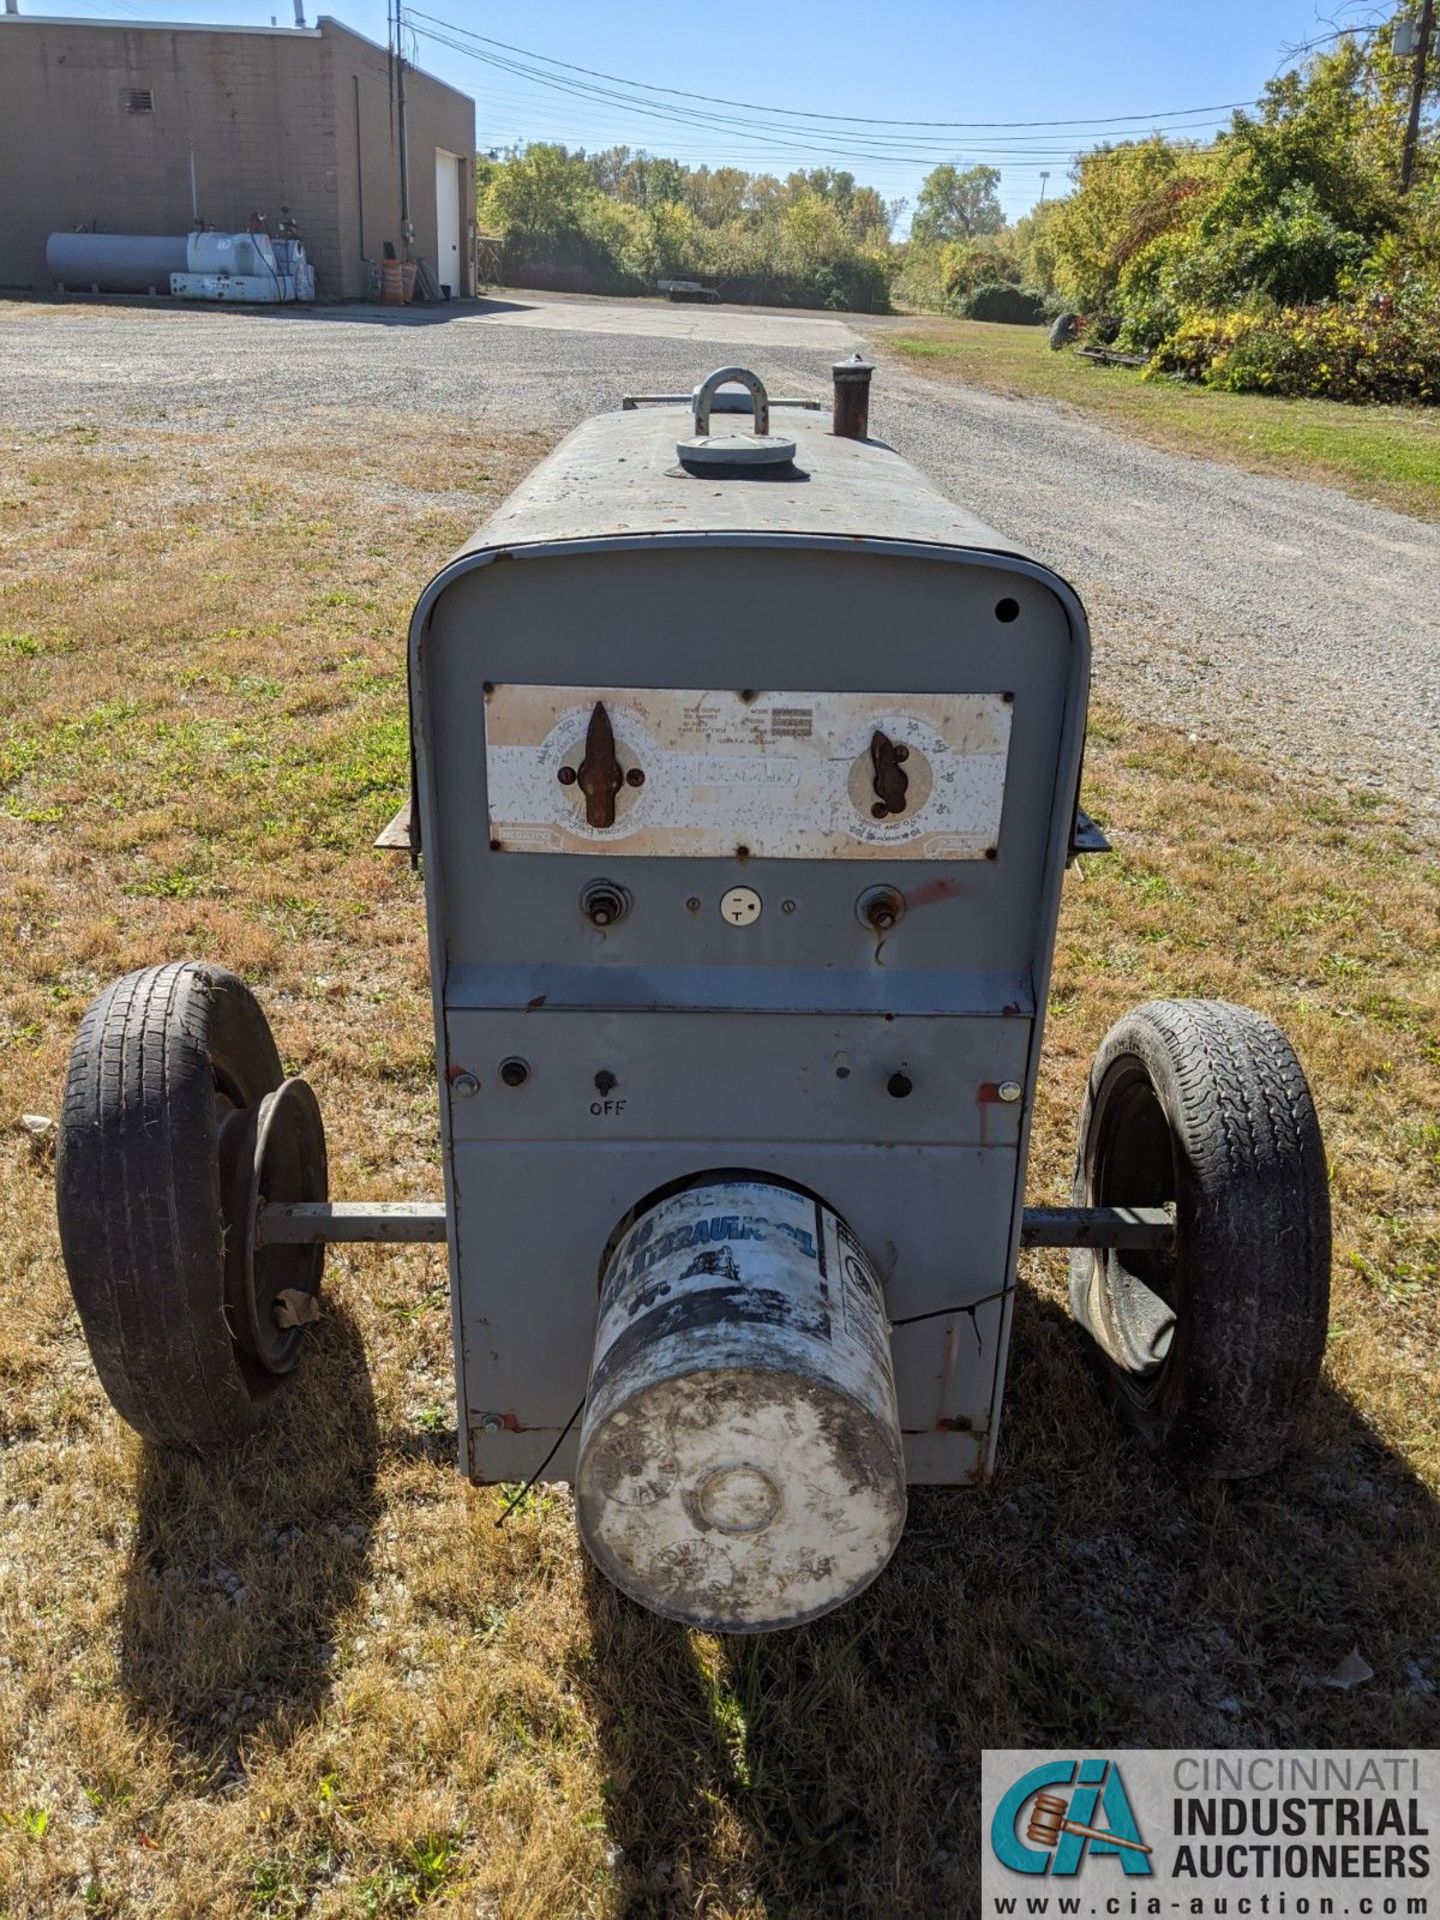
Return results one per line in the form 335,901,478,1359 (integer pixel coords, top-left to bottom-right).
407,397,1090,1491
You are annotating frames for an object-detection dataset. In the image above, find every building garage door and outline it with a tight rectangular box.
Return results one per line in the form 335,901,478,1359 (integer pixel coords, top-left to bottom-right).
435,148,463,296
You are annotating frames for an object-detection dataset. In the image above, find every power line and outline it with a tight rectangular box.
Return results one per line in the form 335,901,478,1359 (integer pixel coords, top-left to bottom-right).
412,21,1237,173
412,26,1045,165
408,8,1257,132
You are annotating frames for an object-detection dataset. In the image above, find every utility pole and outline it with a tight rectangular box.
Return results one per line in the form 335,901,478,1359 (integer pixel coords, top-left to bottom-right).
1401,0,1435,193
1038,170,1051,204
396,0,412,245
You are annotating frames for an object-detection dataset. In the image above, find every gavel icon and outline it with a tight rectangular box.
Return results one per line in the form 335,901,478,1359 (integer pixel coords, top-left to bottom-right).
1026,1792,1152,1856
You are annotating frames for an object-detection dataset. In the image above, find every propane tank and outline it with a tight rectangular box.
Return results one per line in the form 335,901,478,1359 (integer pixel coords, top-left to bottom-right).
46,231,188,294
576,1175,906,1632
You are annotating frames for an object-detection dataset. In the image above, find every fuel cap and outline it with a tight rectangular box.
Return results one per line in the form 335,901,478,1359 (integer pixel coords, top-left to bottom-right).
676,430,797,469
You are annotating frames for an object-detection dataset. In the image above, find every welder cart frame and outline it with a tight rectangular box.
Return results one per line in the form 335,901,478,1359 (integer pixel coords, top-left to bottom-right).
55,364,1330,1623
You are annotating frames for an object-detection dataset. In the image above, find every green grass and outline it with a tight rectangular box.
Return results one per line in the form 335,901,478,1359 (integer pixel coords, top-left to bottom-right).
882,318,1440,521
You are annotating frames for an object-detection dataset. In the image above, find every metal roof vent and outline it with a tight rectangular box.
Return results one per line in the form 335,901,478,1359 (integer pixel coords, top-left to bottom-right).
121,87,154,114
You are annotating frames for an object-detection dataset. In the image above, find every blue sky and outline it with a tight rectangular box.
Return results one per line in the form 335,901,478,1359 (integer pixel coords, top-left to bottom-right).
20,0,1354,222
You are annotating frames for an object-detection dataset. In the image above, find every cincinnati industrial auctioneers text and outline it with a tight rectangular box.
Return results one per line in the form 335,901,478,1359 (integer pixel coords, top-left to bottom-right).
1170,1756,1430,1886
982,1750,1437,1913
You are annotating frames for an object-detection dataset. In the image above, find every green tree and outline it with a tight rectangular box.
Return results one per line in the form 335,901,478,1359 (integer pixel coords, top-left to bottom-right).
476,140,899,312
911,164,1004,245
683,165,751,226
480,142,593,244
1211,39,1397,242
1012,199,1064,295
1047,136,1212,310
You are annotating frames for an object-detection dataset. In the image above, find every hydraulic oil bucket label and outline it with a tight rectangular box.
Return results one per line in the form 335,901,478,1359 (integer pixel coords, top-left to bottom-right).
483,684,1013,857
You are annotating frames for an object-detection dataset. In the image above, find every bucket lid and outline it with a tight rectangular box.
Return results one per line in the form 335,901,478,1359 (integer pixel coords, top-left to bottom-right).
577,1365,905,1632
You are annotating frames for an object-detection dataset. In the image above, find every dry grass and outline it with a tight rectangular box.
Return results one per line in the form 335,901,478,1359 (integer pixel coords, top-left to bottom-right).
0,415,1436,1920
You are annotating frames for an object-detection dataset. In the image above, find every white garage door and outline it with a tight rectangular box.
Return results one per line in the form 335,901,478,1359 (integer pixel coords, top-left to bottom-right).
434,148,463,296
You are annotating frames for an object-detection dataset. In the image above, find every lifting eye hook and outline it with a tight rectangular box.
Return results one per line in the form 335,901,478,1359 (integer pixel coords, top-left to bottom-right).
692,365,771,438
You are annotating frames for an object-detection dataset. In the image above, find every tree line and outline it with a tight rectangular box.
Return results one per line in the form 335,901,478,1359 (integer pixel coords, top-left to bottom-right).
476,146,898,312
477,14,1439,400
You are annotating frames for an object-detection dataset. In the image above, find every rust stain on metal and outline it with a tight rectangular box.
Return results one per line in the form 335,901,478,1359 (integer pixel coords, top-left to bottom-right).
904,875,962,911
975,1080,1005,1146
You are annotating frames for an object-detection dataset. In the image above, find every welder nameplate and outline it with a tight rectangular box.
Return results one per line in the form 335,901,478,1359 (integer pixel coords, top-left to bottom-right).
483,686,1012,858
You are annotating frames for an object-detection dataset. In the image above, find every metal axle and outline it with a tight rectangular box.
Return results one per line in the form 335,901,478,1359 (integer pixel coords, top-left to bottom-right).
256,1199,1176,1251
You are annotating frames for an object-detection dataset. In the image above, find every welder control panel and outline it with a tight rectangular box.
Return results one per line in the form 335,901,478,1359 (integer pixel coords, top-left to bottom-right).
483,684,1013,860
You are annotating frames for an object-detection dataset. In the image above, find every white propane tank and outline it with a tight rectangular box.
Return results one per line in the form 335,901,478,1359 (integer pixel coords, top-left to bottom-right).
576,1176,906,1632
186,230,277,277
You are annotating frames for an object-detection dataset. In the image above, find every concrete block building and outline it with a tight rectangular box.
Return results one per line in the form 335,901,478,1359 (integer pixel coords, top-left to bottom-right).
0,13,476,300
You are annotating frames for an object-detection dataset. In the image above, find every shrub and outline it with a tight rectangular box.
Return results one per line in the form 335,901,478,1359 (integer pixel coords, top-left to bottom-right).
1150,294,1440,403
963,282,1049,324
1175,183,1370,310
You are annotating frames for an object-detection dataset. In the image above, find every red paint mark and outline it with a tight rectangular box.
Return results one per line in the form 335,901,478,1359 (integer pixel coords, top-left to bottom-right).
1001,1002,1023,1018
936,1414,974,1432
904,875,963,910
976,1081,1004,1103
445,1064,470,1084
502,1412,522,1431
526,995,547,1011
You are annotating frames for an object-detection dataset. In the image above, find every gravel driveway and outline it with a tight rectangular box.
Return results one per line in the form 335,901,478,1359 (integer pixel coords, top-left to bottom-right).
3,292,1436,831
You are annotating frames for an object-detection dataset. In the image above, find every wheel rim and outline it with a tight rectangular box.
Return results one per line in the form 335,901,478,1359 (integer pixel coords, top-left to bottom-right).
222,1077,327,1376
1086,1056,1181,1400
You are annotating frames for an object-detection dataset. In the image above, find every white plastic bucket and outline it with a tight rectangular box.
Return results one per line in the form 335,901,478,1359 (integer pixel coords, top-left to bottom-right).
576,1175,906,1631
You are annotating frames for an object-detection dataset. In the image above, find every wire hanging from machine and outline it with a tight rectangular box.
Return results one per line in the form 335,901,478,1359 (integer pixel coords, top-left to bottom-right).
494,1280,1017,1523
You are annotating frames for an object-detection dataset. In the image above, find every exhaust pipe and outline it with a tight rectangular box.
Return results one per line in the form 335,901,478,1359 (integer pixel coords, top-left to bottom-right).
831,350,874,440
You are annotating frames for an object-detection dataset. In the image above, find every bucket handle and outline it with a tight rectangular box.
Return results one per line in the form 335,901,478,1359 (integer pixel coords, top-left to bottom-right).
693,366,770,438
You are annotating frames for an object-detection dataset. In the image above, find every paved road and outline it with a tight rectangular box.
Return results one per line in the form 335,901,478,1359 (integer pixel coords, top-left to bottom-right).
2,291,1436,830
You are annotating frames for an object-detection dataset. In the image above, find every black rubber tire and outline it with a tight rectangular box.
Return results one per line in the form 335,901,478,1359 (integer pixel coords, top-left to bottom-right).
1069,998,1330,1478
57,961,301,1449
